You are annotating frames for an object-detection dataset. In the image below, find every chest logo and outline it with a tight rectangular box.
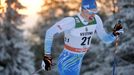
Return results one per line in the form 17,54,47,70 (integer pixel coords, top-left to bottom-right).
85,27,88,32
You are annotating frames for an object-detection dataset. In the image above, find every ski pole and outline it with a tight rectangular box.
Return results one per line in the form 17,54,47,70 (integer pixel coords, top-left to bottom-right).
31,62,56,75
31,68,43,75
112,35,119,75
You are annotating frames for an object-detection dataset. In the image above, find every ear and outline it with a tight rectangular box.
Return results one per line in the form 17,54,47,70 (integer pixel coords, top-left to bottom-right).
81,9,84,12
81,9,87,13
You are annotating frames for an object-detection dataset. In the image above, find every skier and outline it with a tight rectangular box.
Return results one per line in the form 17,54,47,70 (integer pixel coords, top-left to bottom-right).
41,0,124,75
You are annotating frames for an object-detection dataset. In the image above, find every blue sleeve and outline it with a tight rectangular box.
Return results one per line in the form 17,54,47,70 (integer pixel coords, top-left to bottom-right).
95,15,115,44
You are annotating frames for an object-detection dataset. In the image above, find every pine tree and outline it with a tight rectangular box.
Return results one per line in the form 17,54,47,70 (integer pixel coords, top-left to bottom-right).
0,0,35,75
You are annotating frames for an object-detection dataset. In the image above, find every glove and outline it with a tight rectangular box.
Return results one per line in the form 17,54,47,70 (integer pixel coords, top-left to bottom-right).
113,22,124,36
41,55,52,71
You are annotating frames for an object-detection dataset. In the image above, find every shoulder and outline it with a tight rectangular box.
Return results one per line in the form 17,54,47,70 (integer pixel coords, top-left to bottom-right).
54,16,75,30
58,16,75,24
94,14,102,20
94,14,103,23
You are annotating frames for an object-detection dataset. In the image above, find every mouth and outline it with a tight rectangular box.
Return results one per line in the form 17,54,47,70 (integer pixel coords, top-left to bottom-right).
88,16,94,20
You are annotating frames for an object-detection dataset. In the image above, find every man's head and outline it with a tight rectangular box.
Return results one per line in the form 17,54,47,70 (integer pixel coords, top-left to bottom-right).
81,0,98,20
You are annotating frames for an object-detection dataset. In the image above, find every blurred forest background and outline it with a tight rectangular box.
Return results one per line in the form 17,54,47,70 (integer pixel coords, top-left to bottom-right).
0,0,134,75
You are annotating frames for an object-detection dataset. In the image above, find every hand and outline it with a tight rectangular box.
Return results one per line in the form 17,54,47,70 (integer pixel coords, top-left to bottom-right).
41,60,45,70
41,55,52,71
113,23,124,36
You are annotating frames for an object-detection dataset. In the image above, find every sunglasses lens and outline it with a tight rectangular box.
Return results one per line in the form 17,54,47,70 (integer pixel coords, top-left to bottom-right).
88,12,94,14
87,10,98,14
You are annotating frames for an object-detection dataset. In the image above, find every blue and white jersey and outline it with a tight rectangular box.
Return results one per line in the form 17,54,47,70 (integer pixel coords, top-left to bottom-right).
44,13,115,54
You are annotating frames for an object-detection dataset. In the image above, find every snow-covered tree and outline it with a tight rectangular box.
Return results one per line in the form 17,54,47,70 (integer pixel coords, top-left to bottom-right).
0,0,35,75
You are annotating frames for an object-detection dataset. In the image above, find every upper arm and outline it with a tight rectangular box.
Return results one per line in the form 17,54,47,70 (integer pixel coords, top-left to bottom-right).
95,15,115,43
50,17,75,34
95,15,106,36
45,17,75,37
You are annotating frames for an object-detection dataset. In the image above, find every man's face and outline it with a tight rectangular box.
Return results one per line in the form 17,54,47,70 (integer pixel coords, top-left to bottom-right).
82,8,98,20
